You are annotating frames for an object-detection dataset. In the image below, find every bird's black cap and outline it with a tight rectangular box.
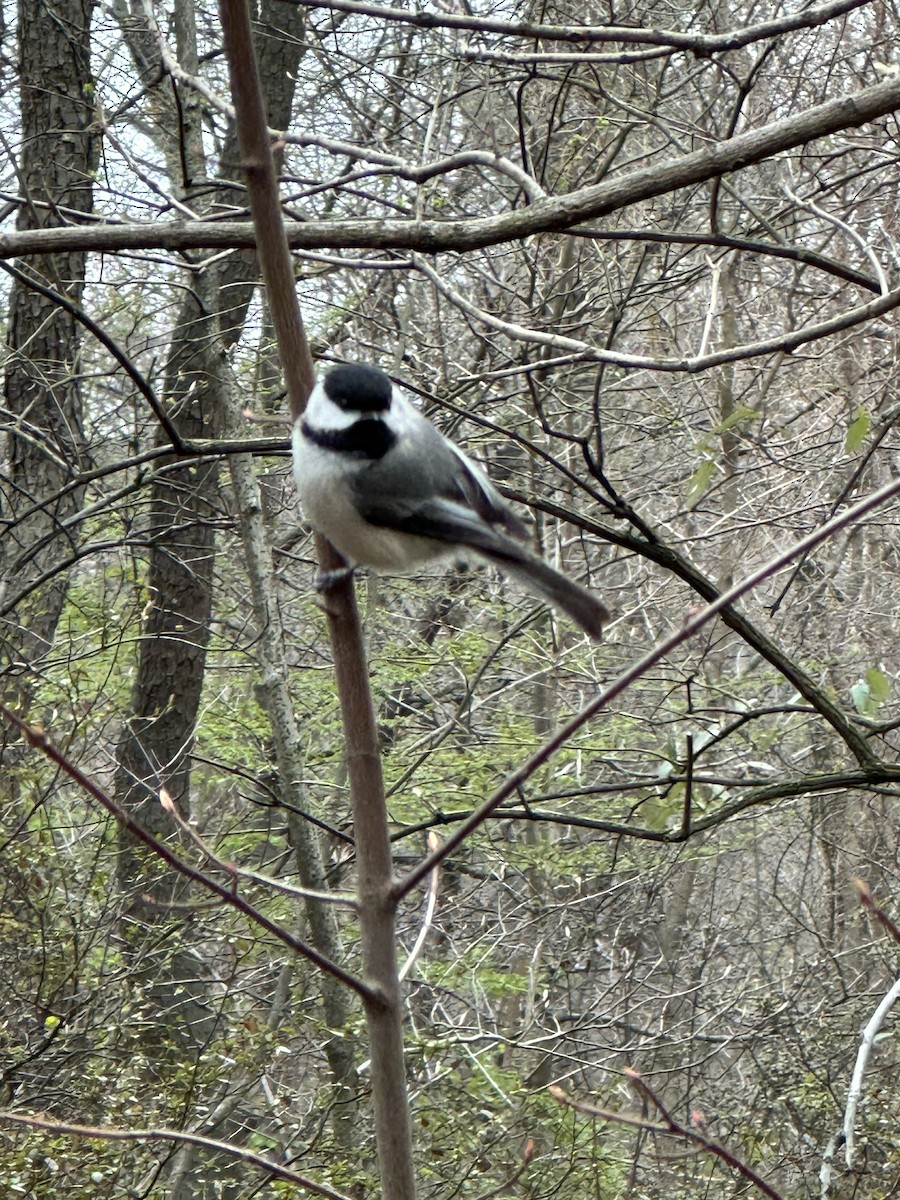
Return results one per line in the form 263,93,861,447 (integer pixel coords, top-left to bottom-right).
323,364,393,413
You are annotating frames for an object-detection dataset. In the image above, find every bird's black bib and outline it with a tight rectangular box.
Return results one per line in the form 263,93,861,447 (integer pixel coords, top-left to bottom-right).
300,417,397,460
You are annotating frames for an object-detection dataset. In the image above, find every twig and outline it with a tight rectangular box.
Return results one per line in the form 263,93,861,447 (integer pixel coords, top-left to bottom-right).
551,1078,784,1200
784,184,889,295
411,253,900,378
0,706,373,1000
855,878,900,947
473,1138,535,1200
398,832,441,982
0,1110,353,1200
157,789,357,909
840,974,900,1167
624,1072,784,1199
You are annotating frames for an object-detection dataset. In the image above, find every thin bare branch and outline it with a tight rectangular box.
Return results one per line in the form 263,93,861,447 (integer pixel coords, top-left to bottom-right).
0,73,898,263
0,706,373,999
841,975,900,1167
291,0,870,53
398,831,441,983
0,1111,355,1200
855,879,900,947
624,1074,784,1199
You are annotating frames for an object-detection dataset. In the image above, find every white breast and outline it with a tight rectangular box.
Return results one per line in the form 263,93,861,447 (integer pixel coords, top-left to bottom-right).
292,422,447,572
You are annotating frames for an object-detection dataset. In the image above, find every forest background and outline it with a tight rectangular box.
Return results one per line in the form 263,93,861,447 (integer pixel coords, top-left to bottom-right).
2,0,900,1197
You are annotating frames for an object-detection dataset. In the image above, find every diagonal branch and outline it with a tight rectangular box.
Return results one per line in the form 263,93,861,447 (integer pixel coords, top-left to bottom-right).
0,1111,354,1200
394,467,900,899
0,705,373,999
552,1079,783,1199
529,493,875,766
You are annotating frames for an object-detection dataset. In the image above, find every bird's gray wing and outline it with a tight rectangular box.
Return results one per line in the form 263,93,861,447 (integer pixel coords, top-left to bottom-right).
441,441,527,540
358,488,609,640
353,418,528,543
352,417,609,640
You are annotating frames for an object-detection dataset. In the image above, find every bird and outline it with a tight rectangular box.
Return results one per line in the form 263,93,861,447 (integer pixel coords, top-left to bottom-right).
292,363,609,640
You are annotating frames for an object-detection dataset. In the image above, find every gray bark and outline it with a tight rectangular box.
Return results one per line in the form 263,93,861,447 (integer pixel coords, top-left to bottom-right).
0,0,97,709
110,9,311,1196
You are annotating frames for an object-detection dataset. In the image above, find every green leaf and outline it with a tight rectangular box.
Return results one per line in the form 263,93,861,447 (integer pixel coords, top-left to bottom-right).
685,458,717,505
866,667,890,704
845,407,871,452
641,787,685,832
714,405,756,433
852,667,890,716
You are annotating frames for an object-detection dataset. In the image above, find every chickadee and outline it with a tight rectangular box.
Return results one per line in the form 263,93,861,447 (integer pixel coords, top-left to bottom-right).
292,364,609,640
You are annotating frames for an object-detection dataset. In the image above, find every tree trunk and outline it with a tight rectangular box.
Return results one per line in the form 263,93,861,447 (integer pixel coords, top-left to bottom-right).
114,0,304,966
111,6,312,1193
0,0,97,709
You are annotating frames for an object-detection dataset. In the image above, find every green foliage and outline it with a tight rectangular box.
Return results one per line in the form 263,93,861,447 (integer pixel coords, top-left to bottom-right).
845,405,872,452
413,1060,629,1200
4,1130,129,1198
684,455,717,505
851,666,890,716
419,949,529,1001
713,404,757,434
684,406,759,506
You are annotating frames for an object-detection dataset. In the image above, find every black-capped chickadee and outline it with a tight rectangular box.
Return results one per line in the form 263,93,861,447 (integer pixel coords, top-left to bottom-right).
292,364,609,640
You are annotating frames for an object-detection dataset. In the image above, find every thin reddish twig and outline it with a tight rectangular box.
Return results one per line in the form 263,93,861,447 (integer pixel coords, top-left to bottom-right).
552,1077,784,1200
855,878,900,947
0,705,372,1000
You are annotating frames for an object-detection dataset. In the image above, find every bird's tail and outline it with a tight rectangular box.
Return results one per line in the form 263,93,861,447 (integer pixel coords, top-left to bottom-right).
482,543,609,641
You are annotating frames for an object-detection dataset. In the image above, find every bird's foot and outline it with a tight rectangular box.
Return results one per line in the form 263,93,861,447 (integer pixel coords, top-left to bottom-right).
315,565,356,592
314,566,358,614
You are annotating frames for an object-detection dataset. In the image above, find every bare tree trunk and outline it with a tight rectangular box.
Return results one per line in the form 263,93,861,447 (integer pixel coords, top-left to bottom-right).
0,0,97,709
114,0,303,952
110,5,311,1195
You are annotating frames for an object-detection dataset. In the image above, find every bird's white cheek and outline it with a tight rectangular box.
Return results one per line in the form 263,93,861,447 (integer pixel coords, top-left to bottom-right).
292,432,349,529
